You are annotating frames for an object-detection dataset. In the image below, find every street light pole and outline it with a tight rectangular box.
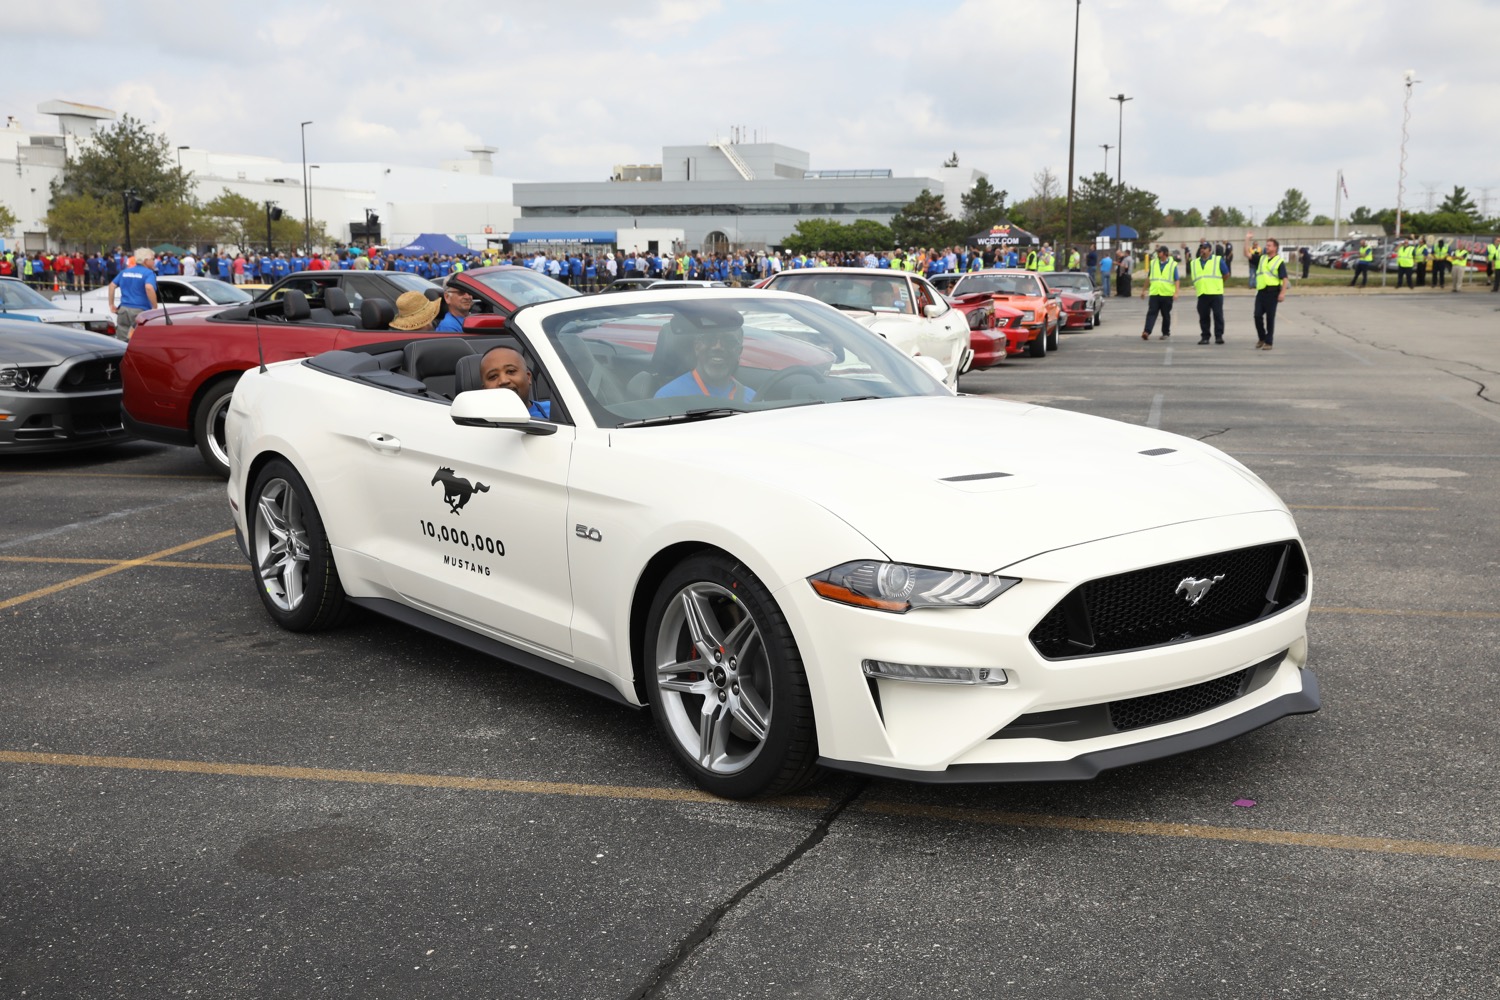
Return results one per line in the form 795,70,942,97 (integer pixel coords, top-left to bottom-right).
1063,0,1081,258
1100,143,1113,176
300,121,313,252
1110,94,1132,253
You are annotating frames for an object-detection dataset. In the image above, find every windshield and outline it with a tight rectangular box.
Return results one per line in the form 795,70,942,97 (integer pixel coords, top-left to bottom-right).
953,273,1043,297
766,272,913,314
466,267,582,306
0,279,60,310
540,295,948,428
183,279,253,304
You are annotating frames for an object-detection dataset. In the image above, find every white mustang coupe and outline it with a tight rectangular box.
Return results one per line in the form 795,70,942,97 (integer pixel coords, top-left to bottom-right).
226,289,1318,798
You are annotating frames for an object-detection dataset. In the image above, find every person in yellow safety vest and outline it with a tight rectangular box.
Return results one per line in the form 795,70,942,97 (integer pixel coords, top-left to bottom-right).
1487,236,1500,292
1024,248,1038,271
1431,239,1449,289
1190,241,1229,344
1246,232,1288,349
1067,248,1081,271
1450,244,1469,292
1395,240,1416,288
1349,241,1375,288
1139,245,1179,340
1038,245,1055,272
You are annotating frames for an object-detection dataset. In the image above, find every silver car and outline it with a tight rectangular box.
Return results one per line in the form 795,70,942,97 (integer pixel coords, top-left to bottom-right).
0,320,131,453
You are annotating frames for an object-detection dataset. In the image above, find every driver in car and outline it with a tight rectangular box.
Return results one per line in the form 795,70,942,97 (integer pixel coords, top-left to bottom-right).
480,346,551,419
654,310,757,402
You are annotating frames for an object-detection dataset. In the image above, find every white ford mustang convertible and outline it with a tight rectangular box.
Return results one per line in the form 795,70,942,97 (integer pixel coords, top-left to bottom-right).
226,289,1318,798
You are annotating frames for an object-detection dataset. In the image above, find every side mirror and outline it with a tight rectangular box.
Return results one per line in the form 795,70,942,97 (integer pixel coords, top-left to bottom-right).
463,314,507,332
179,295,203,304
450,387,556,435
922,303,945,319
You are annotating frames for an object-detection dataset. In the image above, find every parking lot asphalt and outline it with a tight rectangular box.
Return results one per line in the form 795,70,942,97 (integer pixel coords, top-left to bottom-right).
3,288,1499,999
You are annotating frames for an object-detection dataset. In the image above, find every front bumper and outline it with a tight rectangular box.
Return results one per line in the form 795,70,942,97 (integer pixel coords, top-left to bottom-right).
0,389,133,453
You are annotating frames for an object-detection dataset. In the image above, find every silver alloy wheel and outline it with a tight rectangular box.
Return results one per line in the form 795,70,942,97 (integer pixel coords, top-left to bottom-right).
204,390,233,470
253,476,311,612
653,581,772,776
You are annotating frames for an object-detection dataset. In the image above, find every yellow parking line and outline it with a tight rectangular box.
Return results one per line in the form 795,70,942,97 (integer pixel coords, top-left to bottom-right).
4,749,1494,863
0,750,825,809
0,471,218,480
860,801,1500,863
0,556,245,570
0,530,236,610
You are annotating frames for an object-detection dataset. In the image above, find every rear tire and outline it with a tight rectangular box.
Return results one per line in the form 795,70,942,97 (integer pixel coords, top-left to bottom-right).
645,553,820,798
249,459,350,632
194,376,239,479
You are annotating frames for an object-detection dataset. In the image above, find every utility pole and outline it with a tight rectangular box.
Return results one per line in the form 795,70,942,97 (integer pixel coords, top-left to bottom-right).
1063,0,1082,257
1100,143,1113,176
1110,94,1133,252
1396,70,1419,239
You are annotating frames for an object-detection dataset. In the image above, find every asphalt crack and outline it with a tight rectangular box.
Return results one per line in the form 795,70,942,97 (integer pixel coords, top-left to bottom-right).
1303,306,1500,405
626,779,868,1000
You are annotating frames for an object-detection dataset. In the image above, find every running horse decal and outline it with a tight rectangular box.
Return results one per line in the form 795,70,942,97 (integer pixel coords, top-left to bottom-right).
431,467,489,514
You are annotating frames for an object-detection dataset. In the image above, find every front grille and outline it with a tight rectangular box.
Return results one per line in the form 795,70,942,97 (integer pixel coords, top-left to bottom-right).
1029,541,1308,659
1109,668,1251,731
55,358,123,392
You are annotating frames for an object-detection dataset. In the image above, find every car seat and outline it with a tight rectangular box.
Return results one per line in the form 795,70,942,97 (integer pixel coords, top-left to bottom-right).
308,286,359,326
402,338,477,399
623,320,698,399
360,298,396,330
555,332,626,405
281,289,312,322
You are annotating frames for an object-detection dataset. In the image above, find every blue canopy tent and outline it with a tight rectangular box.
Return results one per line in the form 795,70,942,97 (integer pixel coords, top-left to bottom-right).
388,233,473,256
1098,224,1139,241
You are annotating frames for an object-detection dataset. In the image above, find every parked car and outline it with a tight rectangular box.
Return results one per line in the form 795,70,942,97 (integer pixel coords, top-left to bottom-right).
0,276,117,337
761,268,971,387
945,270,1062,356
1042,272,1105,330
225,288,1320,798
69,274,255,327
929,273,1025,370
123,266,578,477
0,319,131,454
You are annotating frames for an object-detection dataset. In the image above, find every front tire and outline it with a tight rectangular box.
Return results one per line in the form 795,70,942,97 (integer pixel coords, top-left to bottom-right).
1046,321,1060,351
194,376,239,479
645,553,820,798
1028,329,1047,357
249,459,349,632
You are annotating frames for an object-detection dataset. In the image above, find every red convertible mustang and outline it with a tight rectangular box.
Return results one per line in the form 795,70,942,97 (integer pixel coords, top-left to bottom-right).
123,265,577,475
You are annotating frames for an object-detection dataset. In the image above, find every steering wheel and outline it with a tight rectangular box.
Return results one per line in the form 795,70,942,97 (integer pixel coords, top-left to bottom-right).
756,365,827,401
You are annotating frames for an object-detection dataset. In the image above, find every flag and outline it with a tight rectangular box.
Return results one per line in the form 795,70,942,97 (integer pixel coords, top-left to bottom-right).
1340,171,1350,200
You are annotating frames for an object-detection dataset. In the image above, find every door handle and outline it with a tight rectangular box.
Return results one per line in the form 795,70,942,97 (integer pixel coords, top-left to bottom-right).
367,433,401,454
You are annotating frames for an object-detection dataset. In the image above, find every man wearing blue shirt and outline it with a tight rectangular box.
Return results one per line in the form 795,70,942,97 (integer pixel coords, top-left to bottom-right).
435,284,473,332
479,346,551,420
654,311,756,402
108,247,159,341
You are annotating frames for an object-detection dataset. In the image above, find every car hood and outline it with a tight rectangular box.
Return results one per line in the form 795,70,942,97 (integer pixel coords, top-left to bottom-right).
617,395,1283,571
0,322,125,363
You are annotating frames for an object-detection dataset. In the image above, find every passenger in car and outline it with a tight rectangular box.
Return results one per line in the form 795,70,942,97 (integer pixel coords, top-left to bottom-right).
654,313,757,403
390,290,441,332
480,346,551,420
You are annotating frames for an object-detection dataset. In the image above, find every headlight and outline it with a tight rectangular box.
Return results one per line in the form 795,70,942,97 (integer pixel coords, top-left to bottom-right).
1020,310,1035,321
809,560,1019,614
0,364,47,390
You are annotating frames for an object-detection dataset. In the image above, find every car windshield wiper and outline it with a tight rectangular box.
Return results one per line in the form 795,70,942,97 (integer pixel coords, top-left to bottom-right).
618,407,743,427
837,394,884,402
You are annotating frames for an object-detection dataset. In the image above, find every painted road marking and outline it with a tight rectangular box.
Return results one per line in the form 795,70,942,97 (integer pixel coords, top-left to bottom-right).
3,750,1496,863
0,555,245,570
0,530,235,611
0,487,223,550
0,471,219,481
1288,505,1438,511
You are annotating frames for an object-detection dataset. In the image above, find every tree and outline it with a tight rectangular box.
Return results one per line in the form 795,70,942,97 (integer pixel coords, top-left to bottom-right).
1436,186,1479,223
890,189,962,249
780,218,893,254
1207,205,1247,227
1311,214,1333,226
1265,188,1311,226
52,113,191,206
942,151,959,168
845,219,894,251
0,202,18,237
45,195,121,251
203,189,262,251
1349,205,1377,225
1031,167,1060,203
1068,171,1163,247
959,177,1008,233
1180,207,1204,227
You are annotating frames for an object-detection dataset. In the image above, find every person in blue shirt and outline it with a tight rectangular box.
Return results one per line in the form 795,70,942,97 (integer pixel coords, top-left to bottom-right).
654,311,756,402
479,346,550,420
435,283,473,332
108,247,159,341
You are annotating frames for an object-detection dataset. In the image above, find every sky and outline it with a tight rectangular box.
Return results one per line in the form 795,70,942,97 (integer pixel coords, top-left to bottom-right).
9,0,1499,223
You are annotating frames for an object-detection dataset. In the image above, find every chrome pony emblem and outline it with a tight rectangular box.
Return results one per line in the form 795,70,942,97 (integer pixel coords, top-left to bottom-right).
1176,574,1225,606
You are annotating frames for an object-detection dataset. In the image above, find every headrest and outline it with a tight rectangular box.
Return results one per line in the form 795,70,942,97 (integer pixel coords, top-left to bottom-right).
403,338,478,380
454,353,484,395
423,287,443,301
323,286,351,315
282,289,311,322
360,297,396,330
